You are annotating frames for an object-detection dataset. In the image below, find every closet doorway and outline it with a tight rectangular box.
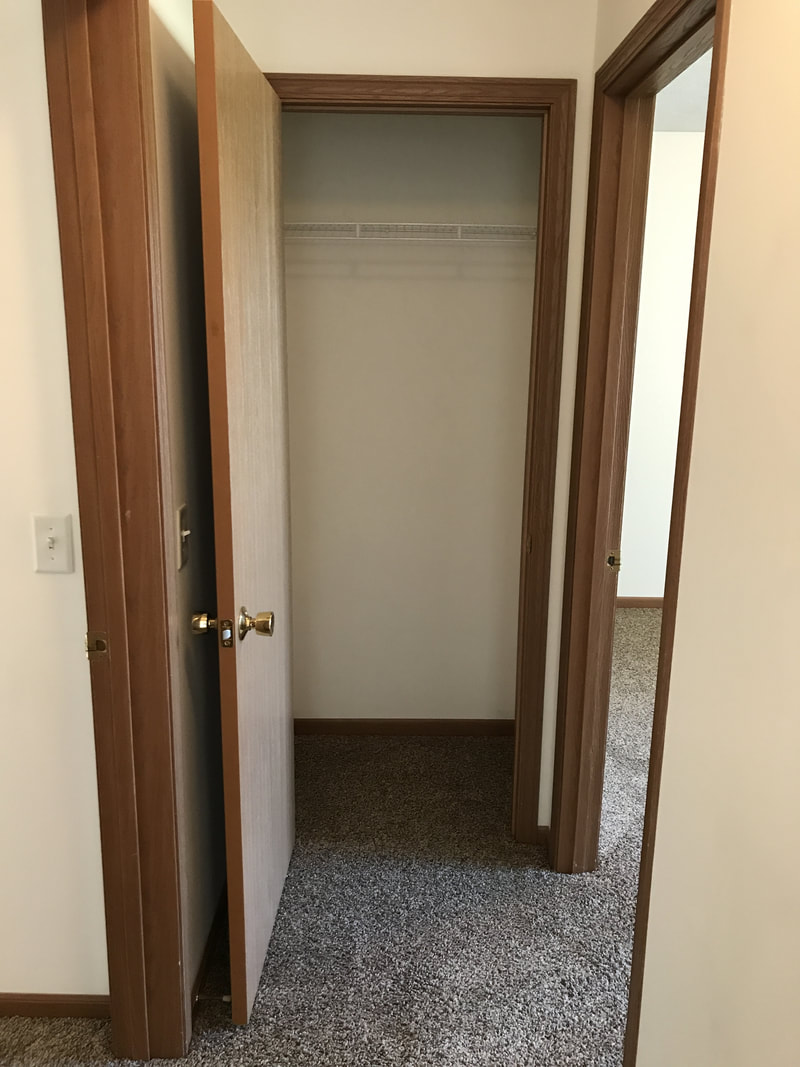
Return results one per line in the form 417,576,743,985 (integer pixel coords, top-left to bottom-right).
268,73,576,863
283,112,543,744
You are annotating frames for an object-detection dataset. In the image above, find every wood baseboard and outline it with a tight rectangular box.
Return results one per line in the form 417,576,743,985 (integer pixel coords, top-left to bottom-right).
294,718,515,737
0,993,111,1019
616,596,663,609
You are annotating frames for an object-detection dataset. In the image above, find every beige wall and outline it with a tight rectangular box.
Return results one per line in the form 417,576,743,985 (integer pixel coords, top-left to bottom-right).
594,0,651,65
216,0,599,78
0,1,108,993
284,114,540,721
149,0,226,1014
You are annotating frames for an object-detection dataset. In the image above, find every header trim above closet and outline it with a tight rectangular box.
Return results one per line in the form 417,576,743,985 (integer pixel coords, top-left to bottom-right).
267,74,575,116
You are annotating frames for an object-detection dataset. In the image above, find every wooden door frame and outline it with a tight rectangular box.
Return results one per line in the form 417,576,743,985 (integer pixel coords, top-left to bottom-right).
545,0,730,1059
41,0,186,1057
268,74,577,846
42,0,576,1049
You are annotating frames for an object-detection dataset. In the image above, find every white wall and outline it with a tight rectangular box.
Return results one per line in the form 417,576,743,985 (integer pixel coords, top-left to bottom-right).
149,0,226,1016
0,2,107,994
216,0,599,816
597,1,800,1064
284,114,540,720
618,132,705,598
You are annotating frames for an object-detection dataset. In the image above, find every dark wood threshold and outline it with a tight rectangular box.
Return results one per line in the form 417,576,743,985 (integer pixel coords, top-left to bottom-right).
616,596,664,609
0,993,111,1019
294,718,515,737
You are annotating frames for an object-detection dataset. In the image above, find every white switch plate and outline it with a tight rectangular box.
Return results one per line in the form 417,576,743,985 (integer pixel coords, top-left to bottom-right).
33,514,75,573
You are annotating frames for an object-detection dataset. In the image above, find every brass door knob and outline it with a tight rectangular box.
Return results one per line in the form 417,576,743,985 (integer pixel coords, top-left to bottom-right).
238,607,275,641
191,613,218,635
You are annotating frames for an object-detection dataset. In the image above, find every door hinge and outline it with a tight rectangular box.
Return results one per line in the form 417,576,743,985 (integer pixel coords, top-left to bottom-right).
606,551,622,573
85,631,109,659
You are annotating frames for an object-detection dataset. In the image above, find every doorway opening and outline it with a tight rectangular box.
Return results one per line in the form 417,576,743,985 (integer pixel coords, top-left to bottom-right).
603,42,713,1044
282,111,541,747
269,76,577,856
609,47,713,836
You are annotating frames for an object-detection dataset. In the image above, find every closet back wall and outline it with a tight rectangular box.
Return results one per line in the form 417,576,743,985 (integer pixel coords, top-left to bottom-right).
284,114,542,721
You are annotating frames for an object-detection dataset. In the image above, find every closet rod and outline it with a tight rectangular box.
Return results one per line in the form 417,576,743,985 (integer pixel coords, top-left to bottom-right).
284,222,537,243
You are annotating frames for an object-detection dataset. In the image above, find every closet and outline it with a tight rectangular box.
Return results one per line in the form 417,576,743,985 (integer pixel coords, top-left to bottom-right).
281,113,543,725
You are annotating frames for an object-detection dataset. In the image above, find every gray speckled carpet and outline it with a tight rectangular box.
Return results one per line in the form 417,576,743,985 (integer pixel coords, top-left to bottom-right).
0,609,660,1067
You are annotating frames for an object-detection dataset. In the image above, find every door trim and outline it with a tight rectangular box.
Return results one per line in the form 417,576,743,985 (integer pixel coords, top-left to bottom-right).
268,74,577,844
552,0,724,872
544,0,730,1060
41,0,186,1057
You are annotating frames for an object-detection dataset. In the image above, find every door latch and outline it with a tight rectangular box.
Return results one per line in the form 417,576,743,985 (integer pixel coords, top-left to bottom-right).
606,551,622,573
191,613,234,647
85,631,109,659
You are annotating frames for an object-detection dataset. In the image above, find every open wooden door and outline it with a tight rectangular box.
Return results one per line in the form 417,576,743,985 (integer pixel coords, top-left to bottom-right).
193,0,294,1024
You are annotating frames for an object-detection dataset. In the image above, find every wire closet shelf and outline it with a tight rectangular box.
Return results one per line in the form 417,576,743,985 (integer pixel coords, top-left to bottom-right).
284,222,537,243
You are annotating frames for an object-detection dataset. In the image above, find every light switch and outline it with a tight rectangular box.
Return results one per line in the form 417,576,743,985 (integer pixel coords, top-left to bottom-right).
33,515,75,573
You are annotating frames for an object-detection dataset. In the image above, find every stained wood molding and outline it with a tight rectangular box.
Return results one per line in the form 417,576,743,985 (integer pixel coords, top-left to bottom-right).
552,0,725,879
294,718,515,737
0,994,111,1019
267,74,576,114
42,0,187,1056
552,89,656,875
598,0,716,95
616,597,664,609
269,74,576,848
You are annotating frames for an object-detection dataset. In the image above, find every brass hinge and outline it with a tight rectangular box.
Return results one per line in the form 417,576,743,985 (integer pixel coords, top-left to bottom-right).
85,631,109,659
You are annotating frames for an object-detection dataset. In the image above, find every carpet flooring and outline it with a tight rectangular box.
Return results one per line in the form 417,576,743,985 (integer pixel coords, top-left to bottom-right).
0,609,661,1067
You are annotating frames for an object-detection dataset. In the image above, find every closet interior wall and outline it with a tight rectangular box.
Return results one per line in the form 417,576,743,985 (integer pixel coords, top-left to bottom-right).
282,113,543,725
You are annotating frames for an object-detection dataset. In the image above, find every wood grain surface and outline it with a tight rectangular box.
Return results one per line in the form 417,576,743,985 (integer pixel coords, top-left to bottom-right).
194,0,295,1025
